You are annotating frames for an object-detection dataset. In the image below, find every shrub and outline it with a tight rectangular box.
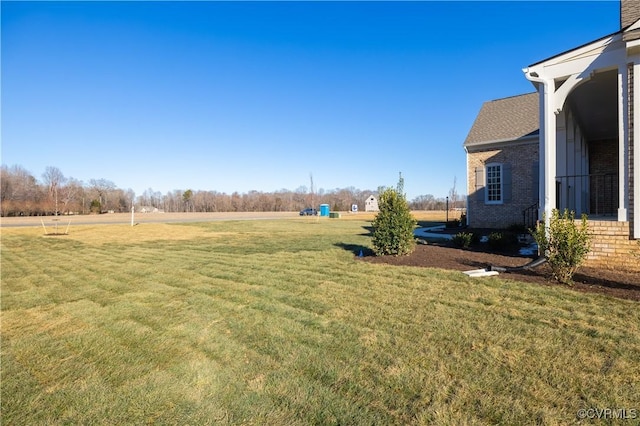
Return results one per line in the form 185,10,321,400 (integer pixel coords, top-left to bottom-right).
371,187,417,256
533,209,591,285
506,223,527,234
452,232,474,248
445,219,461,229
487,231,518,251
487,232,503,250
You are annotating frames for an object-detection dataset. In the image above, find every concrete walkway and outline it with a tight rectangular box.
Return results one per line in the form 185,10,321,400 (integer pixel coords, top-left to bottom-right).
413,225,454,240
414,225,539,255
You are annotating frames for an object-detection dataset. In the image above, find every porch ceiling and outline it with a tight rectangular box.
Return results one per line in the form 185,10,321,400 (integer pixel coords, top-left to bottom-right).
566,70,618,141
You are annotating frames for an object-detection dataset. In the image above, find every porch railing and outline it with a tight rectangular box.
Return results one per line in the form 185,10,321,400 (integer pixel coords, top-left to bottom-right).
522,201,539,230
555,173,617,217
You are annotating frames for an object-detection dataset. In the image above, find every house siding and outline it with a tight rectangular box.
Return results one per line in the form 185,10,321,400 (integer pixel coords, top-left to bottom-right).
467,142,538,228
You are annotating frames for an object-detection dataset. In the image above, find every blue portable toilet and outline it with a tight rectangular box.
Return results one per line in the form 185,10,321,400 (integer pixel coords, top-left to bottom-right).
320,204,330,217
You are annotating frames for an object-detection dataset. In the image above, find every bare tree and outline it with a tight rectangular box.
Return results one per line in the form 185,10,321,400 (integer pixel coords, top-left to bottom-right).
410,194,436,210
309,173,315,209
2,163,391,215
1,165,50,216
42,166,66,215
165,190,182,212
448,177,458,210
59,177,83,214
110,188,134,212
89,178,116,212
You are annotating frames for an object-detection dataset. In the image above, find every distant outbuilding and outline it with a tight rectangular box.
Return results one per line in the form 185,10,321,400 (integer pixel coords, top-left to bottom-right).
365,195,379,212
139,206,163,213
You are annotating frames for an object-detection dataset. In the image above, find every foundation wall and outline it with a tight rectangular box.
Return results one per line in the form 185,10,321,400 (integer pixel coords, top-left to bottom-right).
584,220,640,271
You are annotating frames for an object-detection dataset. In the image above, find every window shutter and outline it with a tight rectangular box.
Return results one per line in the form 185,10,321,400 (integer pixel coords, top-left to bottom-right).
503,164,512,203
532,161,539,202
475,166,485,202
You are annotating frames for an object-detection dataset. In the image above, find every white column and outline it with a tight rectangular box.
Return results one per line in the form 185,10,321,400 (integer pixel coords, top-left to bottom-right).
634,62,640,238
525,68,558,227
538,84,546,221
618,64,629,221
541,82,557,225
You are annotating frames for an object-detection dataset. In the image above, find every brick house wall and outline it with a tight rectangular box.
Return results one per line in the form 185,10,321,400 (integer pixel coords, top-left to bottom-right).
588,139,619,215
585,220,640,271
467,142,539,228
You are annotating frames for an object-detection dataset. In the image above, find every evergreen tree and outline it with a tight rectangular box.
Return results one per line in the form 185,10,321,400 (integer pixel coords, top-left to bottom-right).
371,186,416,256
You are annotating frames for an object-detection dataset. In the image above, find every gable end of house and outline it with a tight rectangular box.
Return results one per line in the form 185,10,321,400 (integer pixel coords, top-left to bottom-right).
463,92,539,150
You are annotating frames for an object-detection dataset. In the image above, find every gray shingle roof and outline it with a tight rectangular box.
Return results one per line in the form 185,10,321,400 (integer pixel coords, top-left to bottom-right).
622,0,640,30
464,92,539,147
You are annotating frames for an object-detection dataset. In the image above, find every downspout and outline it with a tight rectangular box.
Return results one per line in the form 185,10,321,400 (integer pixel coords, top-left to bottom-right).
523,68,556,231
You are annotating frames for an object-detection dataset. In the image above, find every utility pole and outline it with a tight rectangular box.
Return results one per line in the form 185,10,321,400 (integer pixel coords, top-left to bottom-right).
446,196,449,222
397,171,404,195
310,173,315,209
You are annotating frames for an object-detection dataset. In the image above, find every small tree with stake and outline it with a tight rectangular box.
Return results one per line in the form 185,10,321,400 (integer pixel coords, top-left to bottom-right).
371,176,416,256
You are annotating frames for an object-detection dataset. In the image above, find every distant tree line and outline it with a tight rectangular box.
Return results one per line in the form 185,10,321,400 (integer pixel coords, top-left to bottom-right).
1,164,460,216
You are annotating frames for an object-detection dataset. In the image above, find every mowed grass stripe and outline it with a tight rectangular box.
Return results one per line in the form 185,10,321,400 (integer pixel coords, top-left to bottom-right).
3,226,440,422
2,220,639,425
2,224,373,423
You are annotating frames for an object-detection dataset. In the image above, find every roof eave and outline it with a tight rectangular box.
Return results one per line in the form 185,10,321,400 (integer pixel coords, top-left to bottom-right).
527,30,621,69
464,134,539,152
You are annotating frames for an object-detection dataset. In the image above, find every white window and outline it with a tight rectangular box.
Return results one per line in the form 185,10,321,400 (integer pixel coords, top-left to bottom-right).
486,163,503,204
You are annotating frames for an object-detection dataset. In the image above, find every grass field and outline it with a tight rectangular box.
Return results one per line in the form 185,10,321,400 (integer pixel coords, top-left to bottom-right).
2,217,639,425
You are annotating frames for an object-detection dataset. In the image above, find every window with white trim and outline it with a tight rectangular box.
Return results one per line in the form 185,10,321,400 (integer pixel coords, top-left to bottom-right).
485,163,503,204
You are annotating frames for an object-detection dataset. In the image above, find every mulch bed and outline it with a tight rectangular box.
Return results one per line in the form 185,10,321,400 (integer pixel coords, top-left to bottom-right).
361,238,640,302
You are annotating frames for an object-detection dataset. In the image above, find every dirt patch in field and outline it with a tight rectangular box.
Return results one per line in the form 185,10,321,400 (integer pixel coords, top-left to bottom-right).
361,234,640,302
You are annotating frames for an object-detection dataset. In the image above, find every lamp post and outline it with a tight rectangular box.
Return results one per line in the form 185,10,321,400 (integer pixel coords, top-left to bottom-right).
446,196,449,223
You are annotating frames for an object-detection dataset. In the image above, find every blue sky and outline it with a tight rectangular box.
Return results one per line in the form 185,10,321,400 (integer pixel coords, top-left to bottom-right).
1,1,619,201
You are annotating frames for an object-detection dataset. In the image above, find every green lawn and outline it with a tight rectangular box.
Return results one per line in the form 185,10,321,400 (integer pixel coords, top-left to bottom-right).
2,219,639,425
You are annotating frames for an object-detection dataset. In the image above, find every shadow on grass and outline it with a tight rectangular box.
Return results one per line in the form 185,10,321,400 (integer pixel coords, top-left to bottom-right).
360,225,373,236
568,271,640,292
334,243,374,257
